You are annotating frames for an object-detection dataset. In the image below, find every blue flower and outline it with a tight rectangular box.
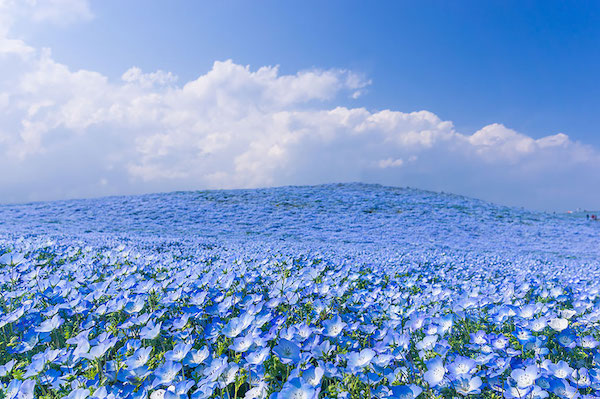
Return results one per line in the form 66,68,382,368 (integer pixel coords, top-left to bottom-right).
245,347,270,365
0,359,15,377
140,320,162,340
423,357,445,387
202,356,228,382
67,388,91,399
447,356,476,379
302,366,324,387
125,346,153,369
275,377,318,399
389,384,423,399
346,348,375,372
510,365,539,389
454,376,482,395
222,312,254,338
274,338,301,364
164,342,192,362
152,361,182,387
183,345,210,367
35,314,63,333
322,315,346,338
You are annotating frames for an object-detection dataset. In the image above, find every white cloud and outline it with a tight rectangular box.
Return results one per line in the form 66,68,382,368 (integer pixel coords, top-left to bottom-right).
378,158,404,169
0,0,92,27
0,6,599,210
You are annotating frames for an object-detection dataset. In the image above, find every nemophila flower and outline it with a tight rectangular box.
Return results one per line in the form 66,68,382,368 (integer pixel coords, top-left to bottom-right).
4,379,23,399
549,317,569,332
415,334,437,352
310,340,333,359
253,311,272,329
274,338,301,364
244,381,269,399
183,346,210,367
490,334,509,350
320,361,342,379
246,347,270,365
150,389,167,399
385,331,410,350
140,321,162,339
152,361,182,388
454,376,483,395
203,322,221,342
137,312,153,325
18,379,36,399
189,291,208,306
218,362,239,388
557,329,577,349
389,384,423,399
529,317,548,332
191,381,217,399
503,382,532,399
164,380,195,399
280,326,296,341
24,353,46,378
355,370,380,385
511,365,539,389
0,306,25,328
172,314,190,330
165,342,192,362
0,359,15,377
437,314,453,334
447,356,476,379
302,366,324,387
85,336,118,360
530,386,549,399
302,334,320,352
469,330,488,346
35,313,63,333
346,348,375,371
424,357,446,387
373,353,394,368
322,315,346,338
126,346,153,369
550,378,580,399
579,335,599,349
505,347,522,357
513,328,534,345
124,296,146,314
572,368,592,388
67,388,91,399
230,332,254,352
222,313,254,338
122,364,152,384
203,356,229,381
488,356,510,377
548,360,574,379
561,309,577,319
293,322,314,342
274,377,318,399
517,304,536,319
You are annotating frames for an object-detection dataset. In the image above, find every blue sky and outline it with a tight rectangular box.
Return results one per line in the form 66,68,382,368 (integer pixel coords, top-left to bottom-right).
1,1,599,210
19,1,600,145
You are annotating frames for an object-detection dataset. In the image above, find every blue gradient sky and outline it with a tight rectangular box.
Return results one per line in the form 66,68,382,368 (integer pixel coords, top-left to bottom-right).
18,1,600,145
1,1,599,210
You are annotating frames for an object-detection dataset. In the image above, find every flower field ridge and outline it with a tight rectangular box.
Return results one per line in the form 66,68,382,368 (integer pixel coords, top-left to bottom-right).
0,183,599,399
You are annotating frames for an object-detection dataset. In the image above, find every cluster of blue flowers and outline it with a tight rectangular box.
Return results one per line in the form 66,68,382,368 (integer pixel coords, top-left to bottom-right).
0,184,598,399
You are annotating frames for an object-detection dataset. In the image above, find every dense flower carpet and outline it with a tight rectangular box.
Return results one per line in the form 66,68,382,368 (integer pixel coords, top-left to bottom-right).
0,184,598,399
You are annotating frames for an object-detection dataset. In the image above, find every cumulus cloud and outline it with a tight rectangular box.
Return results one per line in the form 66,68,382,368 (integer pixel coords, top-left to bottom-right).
0,2,599,210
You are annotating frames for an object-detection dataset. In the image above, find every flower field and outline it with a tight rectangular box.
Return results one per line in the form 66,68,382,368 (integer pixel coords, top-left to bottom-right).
0,184,599,399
